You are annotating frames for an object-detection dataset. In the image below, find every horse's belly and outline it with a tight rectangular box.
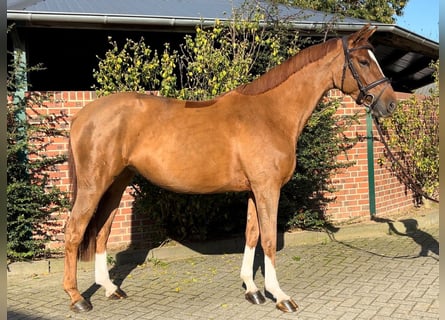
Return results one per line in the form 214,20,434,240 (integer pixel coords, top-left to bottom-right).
129,147,250,194
138,164,250,194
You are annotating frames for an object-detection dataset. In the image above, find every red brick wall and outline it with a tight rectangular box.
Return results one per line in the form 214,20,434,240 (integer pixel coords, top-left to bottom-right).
324,90,414,222
33,90,415,250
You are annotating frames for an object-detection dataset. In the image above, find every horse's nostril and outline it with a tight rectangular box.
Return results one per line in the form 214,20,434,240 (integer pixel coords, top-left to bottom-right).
388,101,396,113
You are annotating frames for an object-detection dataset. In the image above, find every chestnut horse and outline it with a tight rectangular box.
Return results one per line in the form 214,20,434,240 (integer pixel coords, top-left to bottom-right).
64,25,396,313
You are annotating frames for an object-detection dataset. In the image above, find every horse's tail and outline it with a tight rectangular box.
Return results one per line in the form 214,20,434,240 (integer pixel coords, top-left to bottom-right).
68,136,97,262
68,137,77,206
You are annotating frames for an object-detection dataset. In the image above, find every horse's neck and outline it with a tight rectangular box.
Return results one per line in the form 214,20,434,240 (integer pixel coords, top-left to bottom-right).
262,40,341,143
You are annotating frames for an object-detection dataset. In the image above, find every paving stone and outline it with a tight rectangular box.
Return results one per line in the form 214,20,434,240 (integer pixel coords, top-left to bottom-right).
7,218,439,320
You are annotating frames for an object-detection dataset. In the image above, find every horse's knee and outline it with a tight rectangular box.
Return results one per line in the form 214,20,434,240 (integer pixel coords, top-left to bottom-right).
245,230,259,248
261,238,273,248
261,237,276,254
261,238,276,258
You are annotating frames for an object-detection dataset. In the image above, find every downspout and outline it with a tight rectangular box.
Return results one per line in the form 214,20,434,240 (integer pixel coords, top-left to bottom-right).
366,110,376,217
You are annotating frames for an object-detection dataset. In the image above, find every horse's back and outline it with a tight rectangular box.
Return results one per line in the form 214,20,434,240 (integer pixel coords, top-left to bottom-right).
72,92,167,124
69,92,252,193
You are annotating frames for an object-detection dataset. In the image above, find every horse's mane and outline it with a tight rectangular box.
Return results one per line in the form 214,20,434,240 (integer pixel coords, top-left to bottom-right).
236,37,338,95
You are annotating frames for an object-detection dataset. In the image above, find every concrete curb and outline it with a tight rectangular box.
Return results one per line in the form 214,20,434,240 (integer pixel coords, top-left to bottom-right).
7,207,438,277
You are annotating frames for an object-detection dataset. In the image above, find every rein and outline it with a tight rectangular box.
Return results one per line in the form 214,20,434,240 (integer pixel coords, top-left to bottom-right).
341,37,391,109
373,116,439,204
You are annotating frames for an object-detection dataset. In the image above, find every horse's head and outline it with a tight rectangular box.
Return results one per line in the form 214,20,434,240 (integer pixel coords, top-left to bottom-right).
335,24,397,118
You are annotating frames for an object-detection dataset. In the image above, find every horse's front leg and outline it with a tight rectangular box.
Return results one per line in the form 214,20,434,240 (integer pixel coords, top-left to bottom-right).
240,193,266,305
254,186,298,313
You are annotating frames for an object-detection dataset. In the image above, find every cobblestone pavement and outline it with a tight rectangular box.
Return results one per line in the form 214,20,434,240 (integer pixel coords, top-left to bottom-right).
8,222,439,320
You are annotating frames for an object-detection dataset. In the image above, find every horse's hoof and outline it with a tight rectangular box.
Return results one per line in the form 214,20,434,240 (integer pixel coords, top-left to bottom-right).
245,290,266,305
108,288,128,300
276,298,298,313
70,298,93,313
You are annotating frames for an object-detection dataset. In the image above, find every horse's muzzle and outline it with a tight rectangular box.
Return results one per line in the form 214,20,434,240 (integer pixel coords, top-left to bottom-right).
372,97,397,118
387,101,397,114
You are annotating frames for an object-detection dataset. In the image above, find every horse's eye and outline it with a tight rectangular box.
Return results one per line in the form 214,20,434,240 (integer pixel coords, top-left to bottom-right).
359,59,370,67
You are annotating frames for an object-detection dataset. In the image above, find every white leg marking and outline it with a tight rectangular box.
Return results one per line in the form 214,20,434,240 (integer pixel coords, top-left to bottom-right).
240,245,259,293
264,255,290,303
369,50,386,77
95,251,117,297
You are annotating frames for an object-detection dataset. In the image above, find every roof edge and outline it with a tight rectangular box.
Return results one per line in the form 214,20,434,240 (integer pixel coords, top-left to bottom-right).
7,11,438,51
7,11,218,27
292,21,438,49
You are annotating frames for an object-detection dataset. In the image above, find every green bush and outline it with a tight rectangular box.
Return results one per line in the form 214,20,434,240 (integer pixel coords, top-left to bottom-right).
92,37,163,96
380,60,439,203
7,44,70,261
93,8,355,240
280,99,358,230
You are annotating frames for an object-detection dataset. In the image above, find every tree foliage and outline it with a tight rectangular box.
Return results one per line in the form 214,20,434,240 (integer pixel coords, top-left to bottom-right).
380,60,439,203
275,0,408,24
7,36,70,261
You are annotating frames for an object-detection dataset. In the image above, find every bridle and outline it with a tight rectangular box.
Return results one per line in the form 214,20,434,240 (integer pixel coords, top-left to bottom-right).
341,36,391,110
340,35,438,205
341,35,438,204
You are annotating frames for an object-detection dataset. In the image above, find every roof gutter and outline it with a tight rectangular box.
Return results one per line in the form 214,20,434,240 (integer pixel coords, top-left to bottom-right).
8,10,438,51
7,11,218,28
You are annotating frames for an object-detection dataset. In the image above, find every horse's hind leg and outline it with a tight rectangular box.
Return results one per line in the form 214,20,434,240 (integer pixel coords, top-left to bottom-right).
64,189,104,312
93,169,134,299
240,193,266,305
64,169,133,312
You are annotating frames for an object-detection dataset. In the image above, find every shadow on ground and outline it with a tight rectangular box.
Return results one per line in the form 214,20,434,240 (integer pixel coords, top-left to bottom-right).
373,217,439,259
82,212,439,302
326,216,439,261
8,311,51,320
80,231,287,301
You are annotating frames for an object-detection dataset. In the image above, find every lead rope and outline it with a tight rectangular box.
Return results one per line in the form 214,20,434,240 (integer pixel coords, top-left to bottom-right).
372,116,439,204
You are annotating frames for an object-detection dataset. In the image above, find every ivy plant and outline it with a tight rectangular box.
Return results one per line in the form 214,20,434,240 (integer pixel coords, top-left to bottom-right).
380,60,439,203
7,42,70,261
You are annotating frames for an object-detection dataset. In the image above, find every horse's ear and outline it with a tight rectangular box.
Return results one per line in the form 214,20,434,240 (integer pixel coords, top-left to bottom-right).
348,24,377,44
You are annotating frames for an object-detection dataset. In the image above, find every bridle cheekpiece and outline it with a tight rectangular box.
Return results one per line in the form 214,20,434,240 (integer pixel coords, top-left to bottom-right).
341,36,390,110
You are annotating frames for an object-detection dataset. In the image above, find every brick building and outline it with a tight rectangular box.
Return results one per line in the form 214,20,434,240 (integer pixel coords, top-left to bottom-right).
7,0,439,250
26,88,427,250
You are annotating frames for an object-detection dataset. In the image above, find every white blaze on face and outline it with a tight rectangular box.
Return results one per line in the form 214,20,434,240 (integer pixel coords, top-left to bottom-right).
368,50,385,77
